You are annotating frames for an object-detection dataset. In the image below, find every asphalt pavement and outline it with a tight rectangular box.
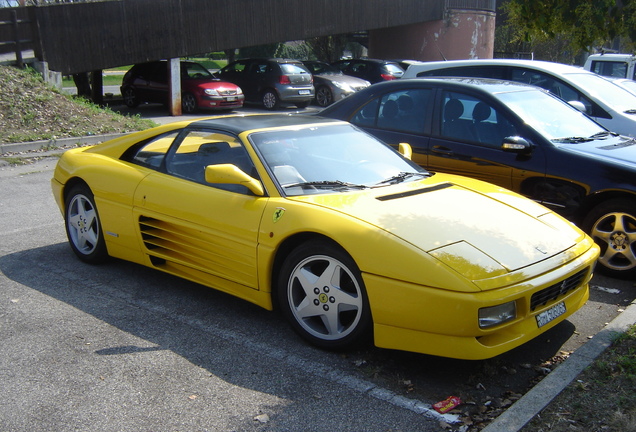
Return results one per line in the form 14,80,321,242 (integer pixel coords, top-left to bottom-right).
2,101,636,431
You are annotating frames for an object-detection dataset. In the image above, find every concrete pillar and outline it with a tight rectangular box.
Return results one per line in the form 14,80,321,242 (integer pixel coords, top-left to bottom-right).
368,8,496,62
168,58,182,116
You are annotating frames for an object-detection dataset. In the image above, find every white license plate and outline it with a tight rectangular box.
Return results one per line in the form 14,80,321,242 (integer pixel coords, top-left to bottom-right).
536,302,566,327
298,90,311,95
226,96,237,101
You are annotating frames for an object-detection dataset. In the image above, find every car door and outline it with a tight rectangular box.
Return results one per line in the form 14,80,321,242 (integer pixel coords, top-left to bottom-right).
428,89,546,192
348,87,433,167
131,128,268,294
219,60,255,100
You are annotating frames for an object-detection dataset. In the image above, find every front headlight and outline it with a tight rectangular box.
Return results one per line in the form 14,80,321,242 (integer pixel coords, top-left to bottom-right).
204,89,219,96
479,302,516,328
332,81,353,92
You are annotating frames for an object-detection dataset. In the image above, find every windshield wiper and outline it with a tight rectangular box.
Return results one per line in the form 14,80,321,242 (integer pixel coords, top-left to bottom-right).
552,136,594,143
374,171,429,186
590,131,619,139
624,109,636,114
283,180,368,190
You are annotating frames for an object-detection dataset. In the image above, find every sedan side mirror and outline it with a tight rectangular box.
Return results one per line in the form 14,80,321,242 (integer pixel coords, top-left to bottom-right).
501,136,532,154
205,164,265,196
568,100,588,113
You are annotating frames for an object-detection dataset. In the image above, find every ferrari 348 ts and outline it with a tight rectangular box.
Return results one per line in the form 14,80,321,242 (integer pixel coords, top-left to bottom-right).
51,114,600,360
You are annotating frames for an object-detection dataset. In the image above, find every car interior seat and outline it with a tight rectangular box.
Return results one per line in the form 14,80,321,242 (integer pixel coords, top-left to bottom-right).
443,99,473,141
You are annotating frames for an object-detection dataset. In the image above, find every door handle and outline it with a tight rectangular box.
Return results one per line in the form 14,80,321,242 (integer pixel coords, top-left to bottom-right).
431,147,454,156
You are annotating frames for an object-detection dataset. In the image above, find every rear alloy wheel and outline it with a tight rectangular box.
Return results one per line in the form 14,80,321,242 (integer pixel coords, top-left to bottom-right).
582,198,636,279
316,86,333,107
64,184,108,264
122,87,140,108
278,240,372,350
262,89,279,110
181,92,197,113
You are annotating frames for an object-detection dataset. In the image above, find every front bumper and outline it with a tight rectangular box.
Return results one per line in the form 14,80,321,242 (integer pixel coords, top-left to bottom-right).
364,242,599,359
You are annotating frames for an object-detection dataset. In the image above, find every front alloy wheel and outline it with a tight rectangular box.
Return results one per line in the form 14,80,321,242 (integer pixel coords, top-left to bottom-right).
583,198,636,279
122,87,139,108
64,184,108,264
316,86,333,107
181,92,197,113
278,240,372,349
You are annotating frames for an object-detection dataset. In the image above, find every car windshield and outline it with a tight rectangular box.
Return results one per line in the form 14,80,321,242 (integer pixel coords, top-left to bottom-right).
306,62,341,75
496,89,607,141
564,72,636,112
280,63,310,75
249,123,428,196
182,63,214,79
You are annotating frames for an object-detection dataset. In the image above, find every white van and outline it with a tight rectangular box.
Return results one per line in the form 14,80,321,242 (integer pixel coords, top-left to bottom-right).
584,53,636,80
403,59,636,136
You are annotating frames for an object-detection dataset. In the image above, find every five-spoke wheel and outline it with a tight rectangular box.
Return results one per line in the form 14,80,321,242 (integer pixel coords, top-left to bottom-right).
583,198,636,279
278,240,372,349
64,184,108,263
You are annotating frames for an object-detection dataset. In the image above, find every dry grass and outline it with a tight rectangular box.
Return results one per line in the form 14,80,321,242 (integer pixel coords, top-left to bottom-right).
0,65,155,144
522,325,636,432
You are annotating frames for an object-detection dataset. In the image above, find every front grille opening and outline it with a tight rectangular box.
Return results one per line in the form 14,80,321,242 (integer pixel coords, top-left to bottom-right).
530,268,588,311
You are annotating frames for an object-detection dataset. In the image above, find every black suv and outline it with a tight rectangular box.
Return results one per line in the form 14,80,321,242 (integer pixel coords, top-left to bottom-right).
217,58,314,109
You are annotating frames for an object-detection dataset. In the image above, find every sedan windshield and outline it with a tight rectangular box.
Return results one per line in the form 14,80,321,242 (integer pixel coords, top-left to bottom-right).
564,72,636,112
249,123,428,195
496,89,606,141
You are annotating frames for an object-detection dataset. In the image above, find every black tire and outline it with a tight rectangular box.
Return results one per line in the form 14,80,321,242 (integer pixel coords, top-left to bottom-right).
181,92,198,113
262,89,279,110
64,183,109,264
315,86,333,107
122,87,140,108
277,239,372,350
581,198,636,279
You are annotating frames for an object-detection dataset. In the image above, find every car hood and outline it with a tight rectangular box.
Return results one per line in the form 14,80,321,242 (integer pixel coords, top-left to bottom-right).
556,135,636,166
315,74,370,87
290,178,579,274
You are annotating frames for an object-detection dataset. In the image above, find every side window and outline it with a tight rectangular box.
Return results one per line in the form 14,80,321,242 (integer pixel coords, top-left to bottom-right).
126,131,179,169
511,68,595,114
165,130,256,194
375,89,430,134
351,99,380,127
350,89,431,133
416,66,505,79
591,60,627,78
440,91,517,147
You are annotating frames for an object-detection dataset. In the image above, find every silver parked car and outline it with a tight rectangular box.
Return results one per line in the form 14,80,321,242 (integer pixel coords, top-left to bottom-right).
217,58,314,109
302,61,370,107
403,59,636,137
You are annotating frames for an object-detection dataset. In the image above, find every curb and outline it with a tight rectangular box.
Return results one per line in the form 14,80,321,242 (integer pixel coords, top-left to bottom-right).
0,133,127,155
482,299,636,431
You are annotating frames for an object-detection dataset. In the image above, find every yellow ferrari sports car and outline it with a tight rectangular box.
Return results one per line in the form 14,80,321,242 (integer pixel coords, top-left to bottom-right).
51,114,600,360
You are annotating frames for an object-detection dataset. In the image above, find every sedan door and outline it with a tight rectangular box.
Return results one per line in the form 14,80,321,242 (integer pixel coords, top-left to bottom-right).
428,89,546,192
131,128,269,295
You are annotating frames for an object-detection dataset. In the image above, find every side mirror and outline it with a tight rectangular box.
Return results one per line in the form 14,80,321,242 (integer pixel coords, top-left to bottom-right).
568,100,588,113
204,164,264,196
398,142,413,160
501,136,532,154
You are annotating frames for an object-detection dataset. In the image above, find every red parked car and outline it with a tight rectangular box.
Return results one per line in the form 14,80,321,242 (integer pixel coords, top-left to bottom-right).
121,60,244,113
